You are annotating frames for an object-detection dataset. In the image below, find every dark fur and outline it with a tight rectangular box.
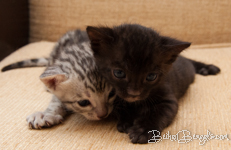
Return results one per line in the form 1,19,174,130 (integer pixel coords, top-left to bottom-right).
87,24,220,144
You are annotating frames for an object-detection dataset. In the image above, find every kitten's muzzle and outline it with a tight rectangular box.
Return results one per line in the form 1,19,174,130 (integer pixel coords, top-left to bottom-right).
127,89,141,96
96,108,108,119
123,96,141,102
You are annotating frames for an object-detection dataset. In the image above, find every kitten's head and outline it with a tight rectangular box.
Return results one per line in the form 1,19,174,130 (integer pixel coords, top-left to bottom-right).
87,24,191,102
40,66,116,120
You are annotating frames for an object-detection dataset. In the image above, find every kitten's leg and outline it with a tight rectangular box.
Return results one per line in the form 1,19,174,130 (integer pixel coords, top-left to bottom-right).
116,110,134,133
112,98,134,133
188,59,220,75
127,97,178,144
26,96,69,129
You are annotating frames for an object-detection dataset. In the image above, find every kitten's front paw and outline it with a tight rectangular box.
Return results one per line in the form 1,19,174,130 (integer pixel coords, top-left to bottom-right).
26,111,63,129
117,121,133,133
127,125,156,144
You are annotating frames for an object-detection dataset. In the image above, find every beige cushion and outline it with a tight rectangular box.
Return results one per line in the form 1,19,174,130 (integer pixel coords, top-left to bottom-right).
29,0,231,44
0,42,230,149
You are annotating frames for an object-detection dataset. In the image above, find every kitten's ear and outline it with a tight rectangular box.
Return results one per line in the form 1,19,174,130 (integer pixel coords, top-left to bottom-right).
86,26,114,53
161,36,191,63
86,26,114,42
40,66,68,91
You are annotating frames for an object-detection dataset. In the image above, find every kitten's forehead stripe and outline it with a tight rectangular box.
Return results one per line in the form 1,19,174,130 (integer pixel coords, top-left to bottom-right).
76,93,82,98
86,56,94,67
77,43,84,50
80,45,91,56
65,50,86,73
73,67,85,80
87,72,93,83
76,59,87,73
85,91,91,98
84,82,96,93
88,86,96,93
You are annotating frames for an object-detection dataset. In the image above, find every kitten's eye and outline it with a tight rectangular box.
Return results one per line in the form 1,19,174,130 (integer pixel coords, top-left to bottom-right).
78,100,91,107
108,89,116,99
113,70,126,78
146,73,157,81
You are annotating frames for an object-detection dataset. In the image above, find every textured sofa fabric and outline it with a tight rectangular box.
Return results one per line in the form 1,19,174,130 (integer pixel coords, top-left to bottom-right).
29,0,231,44
0,42,230,149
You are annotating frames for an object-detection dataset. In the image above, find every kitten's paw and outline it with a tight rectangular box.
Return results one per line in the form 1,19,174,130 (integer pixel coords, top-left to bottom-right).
26,111,64,129
198,65,220,76
117,121,133,133
127,125,155,144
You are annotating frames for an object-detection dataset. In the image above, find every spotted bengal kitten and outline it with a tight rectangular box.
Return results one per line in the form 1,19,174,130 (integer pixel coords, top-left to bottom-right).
2,30,116,129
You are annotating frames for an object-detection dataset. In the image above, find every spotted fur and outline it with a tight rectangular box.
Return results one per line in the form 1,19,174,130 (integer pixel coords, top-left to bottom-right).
2,30,116,129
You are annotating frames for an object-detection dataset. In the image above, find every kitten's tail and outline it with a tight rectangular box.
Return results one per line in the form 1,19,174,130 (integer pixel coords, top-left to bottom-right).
1,58,49,72
188,59,221,76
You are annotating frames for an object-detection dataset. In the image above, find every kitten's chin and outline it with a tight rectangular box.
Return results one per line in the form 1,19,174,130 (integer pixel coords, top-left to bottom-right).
123,97,142,102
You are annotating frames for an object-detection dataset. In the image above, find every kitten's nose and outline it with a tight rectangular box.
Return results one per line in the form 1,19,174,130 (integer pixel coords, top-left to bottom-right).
97,107,108,119
97,112,108,119
127,89,141,96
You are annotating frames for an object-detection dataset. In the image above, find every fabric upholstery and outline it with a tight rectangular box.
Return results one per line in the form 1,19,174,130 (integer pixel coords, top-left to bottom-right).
29,0,231,44
0,42,230,149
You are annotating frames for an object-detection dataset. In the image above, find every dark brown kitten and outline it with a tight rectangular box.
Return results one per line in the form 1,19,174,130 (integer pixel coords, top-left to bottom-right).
86,24,220,144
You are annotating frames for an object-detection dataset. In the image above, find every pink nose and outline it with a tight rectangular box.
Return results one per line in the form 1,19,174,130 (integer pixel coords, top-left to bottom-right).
97,107,108,119
97,112,108,119
127,89,141,96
